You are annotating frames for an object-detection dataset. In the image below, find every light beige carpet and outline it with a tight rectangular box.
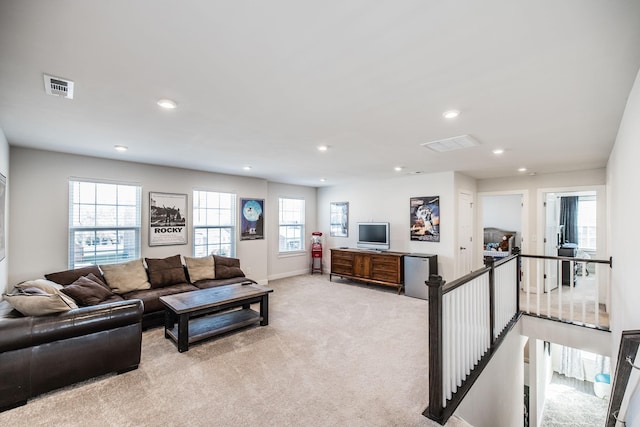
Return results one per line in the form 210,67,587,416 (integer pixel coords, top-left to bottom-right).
0,274,470,427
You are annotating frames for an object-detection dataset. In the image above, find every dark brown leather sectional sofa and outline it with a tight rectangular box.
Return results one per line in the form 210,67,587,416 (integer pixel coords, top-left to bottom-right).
0,299,143,411
0,255,254,411
44,255,254,329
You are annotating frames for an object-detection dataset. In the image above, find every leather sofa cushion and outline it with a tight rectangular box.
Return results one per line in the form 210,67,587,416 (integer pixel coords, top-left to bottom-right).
61,275,116,306
184,255,215,283
213,255,245,279
3,287,78,316
100,259,151,294
45,266,105,286
123,283,197,313
145,255,187,288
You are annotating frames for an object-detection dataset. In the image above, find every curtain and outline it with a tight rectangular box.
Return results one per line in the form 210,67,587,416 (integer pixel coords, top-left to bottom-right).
559,196,579,244
558,346,586,380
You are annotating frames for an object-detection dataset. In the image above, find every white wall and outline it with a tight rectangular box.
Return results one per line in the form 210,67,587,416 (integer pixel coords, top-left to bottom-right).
607,68,640,359
267,182,317,280
7,147,317,287
0,128,8,297
528,339,552,427
317,171,458,281
455,321,527,427
482,194,522,232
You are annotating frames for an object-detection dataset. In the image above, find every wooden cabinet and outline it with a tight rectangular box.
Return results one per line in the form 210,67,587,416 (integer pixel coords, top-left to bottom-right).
353,254,371,278
330,248,404,293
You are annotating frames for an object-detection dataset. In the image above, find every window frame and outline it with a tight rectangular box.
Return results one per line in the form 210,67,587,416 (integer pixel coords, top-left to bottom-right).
68,178,142,269
192,189,237,258
577,196,597,251
278,197,305,254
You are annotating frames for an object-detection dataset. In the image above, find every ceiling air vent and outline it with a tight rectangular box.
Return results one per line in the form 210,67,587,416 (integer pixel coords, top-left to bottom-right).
43,74,74,99
421,134,480,153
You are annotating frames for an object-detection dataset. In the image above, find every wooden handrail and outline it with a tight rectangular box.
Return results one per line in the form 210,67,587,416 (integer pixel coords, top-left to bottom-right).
424,257,520,425
606,330,640,427
426,251,612,425
520,253,611,265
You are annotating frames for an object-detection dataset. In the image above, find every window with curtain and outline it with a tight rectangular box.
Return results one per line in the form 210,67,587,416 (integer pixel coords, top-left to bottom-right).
69,179,141,269
577,196,596,250
193,190,236,257
559,196,579,244
279,197,305,252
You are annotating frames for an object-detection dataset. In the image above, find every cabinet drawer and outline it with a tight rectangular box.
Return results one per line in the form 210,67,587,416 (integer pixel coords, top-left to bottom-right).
332,251,354,262
332,265,353,276
372,257,398,267
371,270,400,283
331,250,354,276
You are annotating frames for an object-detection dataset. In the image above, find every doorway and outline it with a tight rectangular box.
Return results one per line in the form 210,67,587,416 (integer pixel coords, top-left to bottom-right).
540,188,603,294
478,191,527,269
456,191,473,277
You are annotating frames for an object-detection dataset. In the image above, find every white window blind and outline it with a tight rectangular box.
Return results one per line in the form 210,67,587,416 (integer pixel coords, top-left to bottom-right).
69,179,141,269
279,197,305,252
578,196,597,251
193,190,236,257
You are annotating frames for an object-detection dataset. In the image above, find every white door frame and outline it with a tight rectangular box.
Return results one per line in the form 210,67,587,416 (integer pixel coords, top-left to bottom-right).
457,191,474,278
537,185,607,305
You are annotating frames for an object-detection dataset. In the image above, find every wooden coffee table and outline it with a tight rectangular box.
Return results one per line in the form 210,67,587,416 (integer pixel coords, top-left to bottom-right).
159,283,274,352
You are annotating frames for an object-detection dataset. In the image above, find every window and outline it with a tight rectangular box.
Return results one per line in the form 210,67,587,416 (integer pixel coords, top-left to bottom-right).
69,179,141,269
577,196,596,251
279,197,305,252
193,190,236,257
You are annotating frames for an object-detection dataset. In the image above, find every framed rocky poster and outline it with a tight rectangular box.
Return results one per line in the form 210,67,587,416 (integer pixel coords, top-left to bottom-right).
149,192,187,246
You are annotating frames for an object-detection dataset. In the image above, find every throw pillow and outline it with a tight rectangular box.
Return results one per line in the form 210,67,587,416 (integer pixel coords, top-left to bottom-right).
100,259,151,294
45,265,104,286
145,255,188,288
3,286,78,316
184,255,215,283
14,279,65,294
213,255,246,279
86,272,111,290
61,275,115,306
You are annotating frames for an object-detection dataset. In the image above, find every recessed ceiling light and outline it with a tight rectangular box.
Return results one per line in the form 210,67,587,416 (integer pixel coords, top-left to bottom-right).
394,166,403,172
317,145,329,152
157,99,177,109
518,167,527,172
442,109,460,119
492,148,505,155
114,145,128,152
320,178,327,182
243,166,252,171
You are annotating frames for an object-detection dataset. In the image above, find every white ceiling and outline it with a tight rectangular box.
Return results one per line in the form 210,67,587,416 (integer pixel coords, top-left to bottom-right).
1,1,640,187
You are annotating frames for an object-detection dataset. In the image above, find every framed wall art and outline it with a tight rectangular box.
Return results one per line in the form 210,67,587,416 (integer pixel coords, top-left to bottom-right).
330,201,349,237
149,192,188,246
0,173,5,261
240,198,264,240
410,196,440,242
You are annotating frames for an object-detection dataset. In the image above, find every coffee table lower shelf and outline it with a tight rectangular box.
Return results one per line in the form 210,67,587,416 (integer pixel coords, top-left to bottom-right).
165,308,262,350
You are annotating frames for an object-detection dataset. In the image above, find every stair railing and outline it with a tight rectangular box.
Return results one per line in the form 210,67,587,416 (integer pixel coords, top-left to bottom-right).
606,329,640,427
424,254,520,425
519,254,612,330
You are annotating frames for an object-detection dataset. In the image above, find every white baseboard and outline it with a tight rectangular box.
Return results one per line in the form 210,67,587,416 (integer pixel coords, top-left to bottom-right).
267,269,311,281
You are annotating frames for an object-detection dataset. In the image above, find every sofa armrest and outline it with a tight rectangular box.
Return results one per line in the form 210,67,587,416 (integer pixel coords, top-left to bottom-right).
0,300,143,353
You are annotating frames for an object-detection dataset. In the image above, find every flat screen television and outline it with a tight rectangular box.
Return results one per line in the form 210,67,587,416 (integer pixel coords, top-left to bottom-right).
357,222,390,251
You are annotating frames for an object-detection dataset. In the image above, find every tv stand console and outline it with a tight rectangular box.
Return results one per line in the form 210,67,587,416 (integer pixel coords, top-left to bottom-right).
330,248,405,294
